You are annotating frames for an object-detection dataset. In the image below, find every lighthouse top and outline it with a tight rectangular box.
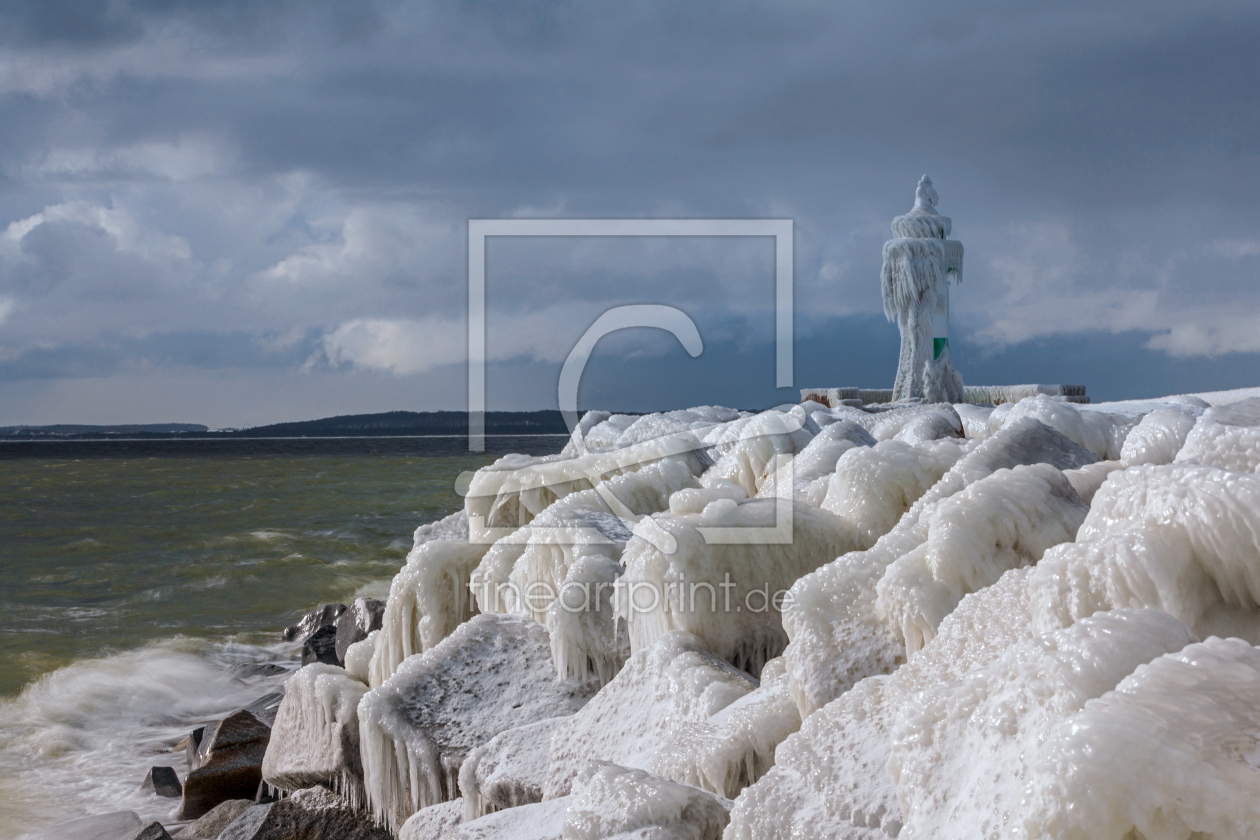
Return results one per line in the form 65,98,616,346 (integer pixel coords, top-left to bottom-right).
891,175,952,241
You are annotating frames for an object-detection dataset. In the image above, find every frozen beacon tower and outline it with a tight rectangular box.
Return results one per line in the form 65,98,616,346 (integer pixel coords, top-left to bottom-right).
881,175,965,403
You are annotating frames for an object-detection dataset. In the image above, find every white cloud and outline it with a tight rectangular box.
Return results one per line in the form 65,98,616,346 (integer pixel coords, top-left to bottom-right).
1,200,191,263
321,317,465,375
0,296,14,324
27,135,237,182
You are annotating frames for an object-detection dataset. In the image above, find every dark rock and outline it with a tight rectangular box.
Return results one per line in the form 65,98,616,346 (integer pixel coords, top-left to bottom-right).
169,799,253,840
244,692,285,728
335,597,386,662
301,624,340,666
179,710,271,821
186,726,205,771
126,822,174,840
141,765,182,798
283,603,346,643
30,811,143,840
218,787,391,840
232,662,290,679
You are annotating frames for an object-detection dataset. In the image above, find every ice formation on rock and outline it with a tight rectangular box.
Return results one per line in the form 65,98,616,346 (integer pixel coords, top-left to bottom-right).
701,407,817,497
754,419,875,506
881,175,965,403
544,632,756,800
1019,635,1260,839
1120,406,1200,465
562,762,731,840
358,613,591,831
618,498,860,676
262,663,369,806
1175,396,1260,473
888,609,1196,840
460,716,567,821
989,395,1134,460
783,418,1098,715
445,797,571,840
465,434,711,531
343,629,377,684
398,800,464,840
648,656,800,799
820,439,966,548
369,539,491,687
874,462,1089,653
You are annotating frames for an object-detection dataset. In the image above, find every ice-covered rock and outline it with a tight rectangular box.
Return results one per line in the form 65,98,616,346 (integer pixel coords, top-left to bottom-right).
989,395,1135,460
466,434,710,531
444,798,570,840
874,463,1089,653
1120,406,1199,466
619,498,860,676
398,800,464,840
562,762,731,840
1175,396,1260,473
215,786,389,840
358,614,592,831
755,419,876,506
701,407,816,497
953,402,993,440
261,664,368,806
782,418,1098,715
343,630,377,684
335,597,385,663
460,716,566,821
820,439,966,548
648,657,800,799
888,609,1196,840
544,632,756,800
1019,635,1260,840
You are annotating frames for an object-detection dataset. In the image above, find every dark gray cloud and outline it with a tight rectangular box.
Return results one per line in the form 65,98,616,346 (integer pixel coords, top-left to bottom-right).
1,0,1259,425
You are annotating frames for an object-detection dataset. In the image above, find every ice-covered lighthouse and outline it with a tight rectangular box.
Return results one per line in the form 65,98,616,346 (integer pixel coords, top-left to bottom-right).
881,174,965,403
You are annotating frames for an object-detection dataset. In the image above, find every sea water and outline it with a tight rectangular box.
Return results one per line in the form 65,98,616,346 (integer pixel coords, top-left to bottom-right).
0,437,564,837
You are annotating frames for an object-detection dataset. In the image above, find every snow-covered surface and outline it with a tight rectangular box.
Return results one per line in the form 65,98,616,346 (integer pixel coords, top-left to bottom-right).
544,632,756,800
562,762,730,840
460,716,566,821
445,797,569,840
262,663,368,805
648,656,800,799
358,613,592,831
888,609,1196,840
259,388,1260,840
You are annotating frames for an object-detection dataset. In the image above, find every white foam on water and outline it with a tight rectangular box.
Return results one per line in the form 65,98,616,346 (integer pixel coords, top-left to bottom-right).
0,637,292,839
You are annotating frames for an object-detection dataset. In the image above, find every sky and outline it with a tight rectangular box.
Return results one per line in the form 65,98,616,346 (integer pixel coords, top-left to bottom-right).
1,0,1259,428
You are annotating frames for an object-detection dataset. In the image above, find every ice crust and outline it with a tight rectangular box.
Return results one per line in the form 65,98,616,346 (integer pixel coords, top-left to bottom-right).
648,657,800,799
618,498,860,676
562,762,731,840
357,613,591,831
888,609,1197,840
460,716,566,821
258,392,1260,840
782,418,1099,716
261,663,368,805
544,632,756,800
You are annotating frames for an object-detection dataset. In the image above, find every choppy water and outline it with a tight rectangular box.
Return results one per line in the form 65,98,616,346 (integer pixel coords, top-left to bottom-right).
0,436,564,837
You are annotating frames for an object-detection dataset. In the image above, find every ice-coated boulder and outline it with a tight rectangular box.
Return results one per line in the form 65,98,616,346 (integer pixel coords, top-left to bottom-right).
648,656,801,799
369,539,491,687
887,609,1195,840
755,419,876,506
562,762,731,840
544,632,756,800
335,597,385,662
261,663,368,805
459,716,567,821
1120,405,1199,466
701,407,816,497
282,603,346,644
1175,396,1260,473
1019,636,1260,839
358,613,592,831
444,798,570,840
398,800,464,840
619,497,859,677
782,418,1098,715
989,395,1134,460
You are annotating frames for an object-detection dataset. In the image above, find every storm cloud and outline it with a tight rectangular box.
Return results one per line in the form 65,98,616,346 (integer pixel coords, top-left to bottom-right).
1,0,1258,425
